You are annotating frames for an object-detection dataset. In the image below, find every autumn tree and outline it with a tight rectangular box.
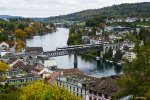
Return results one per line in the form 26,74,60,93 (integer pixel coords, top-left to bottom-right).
20,81,82,100
20,81,52,100
0,61,10,79
15,40,25,52
24,26,37,36
14,29,27,40
0,61,10,74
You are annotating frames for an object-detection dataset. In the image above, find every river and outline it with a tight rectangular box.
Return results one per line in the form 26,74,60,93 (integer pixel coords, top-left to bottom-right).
26,28,122,78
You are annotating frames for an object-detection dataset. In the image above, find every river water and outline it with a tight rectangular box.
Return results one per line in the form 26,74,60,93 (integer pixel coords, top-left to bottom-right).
26,28,122,78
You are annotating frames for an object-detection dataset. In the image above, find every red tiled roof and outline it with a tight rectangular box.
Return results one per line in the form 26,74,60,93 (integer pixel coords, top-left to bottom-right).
47,71,60,84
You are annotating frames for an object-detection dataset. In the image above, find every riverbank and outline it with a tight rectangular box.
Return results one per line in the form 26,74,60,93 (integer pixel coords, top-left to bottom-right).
82,52,123,66
26,28,122,78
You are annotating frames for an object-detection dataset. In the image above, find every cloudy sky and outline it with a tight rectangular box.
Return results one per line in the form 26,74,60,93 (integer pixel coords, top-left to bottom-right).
0,0,149,17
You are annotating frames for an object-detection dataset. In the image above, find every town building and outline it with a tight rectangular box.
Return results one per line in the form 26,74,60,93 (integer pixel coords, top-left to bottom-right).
0,41,11,57
123,50,136,62
86,75,119,100
25,47,43,55
56,68,96,100
54,68,119,100
36,55,57,68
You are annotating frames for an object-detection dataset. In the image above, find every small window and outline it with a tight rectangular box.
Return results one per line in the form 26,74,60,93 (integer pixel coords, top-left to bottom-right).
94,91,97,95
82,84,86,87
94,98,97,100
98,93,102,97
70,86,71,90
104,94,108,99
73,87,75,91
89,97,92,100
77,93,79,97
89,90,92,94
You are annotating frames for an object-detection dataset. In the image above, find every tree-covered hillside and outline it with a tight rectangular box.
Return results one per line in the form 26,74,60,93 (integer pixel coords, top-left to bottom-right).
49,2,150,21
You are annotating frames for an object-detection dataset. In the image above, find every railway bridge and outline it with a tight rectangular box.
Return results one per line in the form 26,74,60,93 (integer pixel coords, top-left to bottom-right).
1,43,120,68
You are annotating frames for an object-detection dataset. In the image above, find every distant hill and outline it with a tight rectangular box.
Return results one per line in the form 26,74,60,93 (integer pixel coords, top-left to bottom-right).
49,2,150,21
0,15,23,19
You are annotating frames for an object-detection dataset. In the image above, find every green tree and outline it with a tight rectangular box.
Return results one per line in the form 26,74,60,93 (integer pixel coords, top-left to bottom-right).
116,45,150,99
115,50,123,62
104,48,113,60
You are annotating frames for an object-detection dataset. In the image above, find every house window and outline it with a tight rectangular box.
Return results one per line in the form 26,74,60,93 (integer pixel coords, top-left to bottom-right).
70,86,71,90
89,97,92,100
94,91,97,95
98,93,102,97
104,94,108,99
73,87,75,91
89,90,92,94
77,93,79,97
82,84,86,87
94,98,97,100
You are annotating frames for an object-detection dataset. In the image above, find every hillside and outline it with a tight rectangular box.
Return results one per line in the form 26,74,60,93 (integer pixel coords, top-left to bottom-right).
0,15,23,19
49,2,150,21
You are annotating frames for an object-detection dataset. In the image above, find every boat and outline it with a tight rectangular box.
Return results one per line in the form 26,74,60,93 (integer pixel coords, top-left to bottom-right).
96,56,100,60
117,62,122,65
109,60,113,63
106,60,109,62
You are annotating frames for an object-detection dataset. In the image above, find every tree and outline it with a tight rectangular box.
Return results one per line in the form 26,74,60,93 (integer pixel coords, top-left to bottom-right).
14,29,27,40
115,50,123,62
0,61,10,80
15,40,25,52
139,28,150,45
116,45,150,99
20,81,52,100
24,27,37,36
104,48,113,60
20,81,82,100
0,61,10,74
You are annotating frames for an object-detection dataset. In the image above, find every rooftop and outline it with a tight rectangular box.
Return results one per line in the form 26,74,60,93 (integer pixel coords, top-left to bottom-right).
86,75,120,95
25,47,43,54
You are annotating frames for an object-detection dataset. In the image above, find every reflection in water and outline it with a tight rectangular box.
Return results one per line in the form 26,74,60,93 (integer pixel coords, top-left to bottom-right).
114,65,122,74
26,28,122,78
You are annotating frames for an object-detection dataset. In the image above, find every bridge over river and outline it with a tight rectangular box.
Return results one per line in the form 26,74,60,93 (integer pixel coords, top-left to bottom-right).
1,43,120,68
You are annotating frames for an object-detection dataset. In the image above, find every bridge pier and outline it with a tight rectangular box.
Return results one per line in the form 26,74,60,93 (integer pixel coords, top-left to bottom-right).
74,54,78,68
100,51,103,58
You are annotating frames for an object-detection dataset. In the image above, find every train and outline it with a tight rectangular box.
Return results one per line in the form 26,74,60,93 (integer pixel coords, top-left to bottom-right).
56,43,102,51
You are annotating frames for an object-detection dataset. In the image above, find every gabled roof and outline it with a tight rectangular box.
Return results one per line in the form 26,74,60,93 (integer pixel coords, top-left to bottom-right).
7,57,19,64
47,71,60,84
58,68,84,75
25,47,43,54
86,75,120,95
12,61,33,73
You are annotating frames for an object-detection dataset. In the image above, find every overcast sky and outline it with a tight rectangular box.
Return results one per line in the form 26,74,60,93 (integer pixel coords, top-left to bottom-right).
0,0,149,17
